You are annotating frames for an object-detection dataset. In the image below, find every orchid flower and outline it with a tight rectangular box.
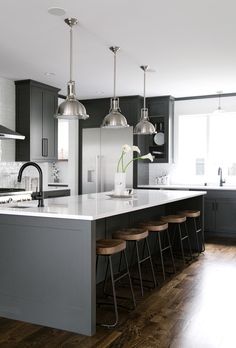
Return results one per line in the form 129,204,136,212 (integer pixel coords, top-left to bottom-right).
132,145,141,154
117,144,142,172
140,153,154,161
117,143,153,172
123,152,154,172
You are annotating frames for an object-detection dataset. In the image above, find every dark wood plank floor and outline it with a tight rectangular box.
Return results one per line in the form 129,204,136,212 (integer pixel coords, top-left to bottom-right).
0,237,236,348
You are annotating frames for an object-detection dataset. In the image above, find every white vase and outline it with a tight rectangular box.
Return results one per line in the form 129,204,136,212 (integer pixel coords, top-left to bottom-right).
114,172,126,195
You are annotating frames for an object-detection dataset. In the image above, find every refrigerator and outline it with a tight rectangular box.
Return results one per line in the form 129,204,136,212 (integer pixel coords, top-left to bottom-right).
82,127,133,194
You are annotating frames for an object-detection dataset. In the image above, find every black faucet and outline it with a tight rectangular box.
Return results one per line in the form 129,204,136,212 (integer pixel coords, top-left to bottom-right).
218,167,225,187
18,162,44,207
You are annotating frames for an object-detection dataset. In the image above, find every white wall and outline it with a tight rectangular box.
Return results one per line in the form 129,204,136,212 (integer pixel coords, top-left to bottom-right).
0,77,15,161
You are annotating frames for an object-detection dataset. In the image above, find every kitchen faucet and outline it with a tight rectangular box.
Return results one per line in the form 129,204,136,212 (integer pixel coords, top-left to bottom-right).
17,162,44,207
218,167,225,187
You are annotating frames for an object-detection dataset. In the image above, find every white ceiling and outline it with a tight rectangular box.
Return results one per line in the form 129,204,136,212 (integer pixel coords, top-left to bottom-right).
1,0,236,99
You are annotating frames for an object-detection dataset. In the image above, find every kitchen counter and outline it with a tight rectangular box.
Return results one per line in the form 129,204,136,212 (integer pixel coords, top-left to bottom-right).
0,189,206,220
138,184,236,191
0,189,206,336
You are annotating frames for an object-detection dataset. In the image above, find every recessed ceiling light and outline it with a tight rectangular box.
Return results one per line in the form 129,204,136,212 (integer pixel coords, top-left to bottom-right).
44,72,56,76
48,7,66,16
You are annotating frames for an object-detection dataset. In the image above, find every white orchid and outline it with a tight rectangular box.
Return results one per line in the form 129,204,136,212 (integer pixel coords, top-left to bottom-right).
122,144,132,153
140,153,154,162
117,144,153,172
132,145,141,154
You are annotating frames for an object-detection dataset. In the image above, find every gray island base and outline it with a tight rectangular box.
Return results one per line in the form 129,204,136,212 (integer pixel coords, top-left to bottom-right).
0,189,206,336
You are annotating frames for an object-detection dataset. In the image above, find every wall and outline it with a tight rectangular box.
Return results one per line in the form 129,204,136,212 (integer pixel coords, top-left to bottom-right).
0,77,15,161
149,95,236,184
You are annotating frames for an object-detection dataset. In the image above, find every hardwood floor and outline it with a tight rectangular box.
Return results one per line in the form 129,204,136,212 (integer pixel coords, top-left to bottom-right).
0,237,236,348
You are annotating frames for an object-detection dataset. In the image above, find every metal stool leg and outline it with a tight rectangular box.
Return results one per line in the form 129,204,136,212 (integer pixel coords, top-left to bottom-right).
135,241,144,296
145,238,157,287
166,228,176,274
178,224,186,264
193,217,200,254
100,255,119,328
123,250,136,308
184,222,193,260
158,232,166,280
103,257,109,295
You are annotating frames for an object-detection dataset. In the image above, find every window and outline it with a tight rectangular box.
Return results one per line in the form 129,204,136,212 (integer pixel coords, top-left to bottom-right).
58,119,69,160
177,112,236,184
57,98,69,160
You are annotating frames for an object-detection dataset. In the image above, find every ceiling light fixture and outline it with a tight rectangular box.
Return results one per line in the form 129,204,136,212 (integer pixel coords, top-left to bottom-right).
48,7,66,16
101,46,129,128
213,90,224,114
55,18,89,120
134,65,156,135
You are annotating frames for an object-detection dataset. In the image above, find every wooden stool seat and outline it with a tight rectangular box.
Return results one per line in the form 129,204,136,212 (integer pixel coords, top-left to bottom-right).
96,239,126,255
161,214,186,224
179,209,204,254
140,221,168,232
113,228,148,241
179,210,200,218
113,227,156,295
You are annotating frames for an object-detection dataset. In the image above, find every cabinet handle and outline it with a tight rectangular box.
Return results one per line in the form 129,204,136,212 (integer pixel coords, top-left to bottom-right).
42,138,48,157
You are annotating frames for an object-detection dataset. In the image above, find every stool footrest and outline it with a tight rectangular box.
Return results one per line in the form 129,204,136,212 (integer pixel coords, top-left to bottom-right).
131,276,156,289
161,245,171,252
114,271,129,283
139,255,152,264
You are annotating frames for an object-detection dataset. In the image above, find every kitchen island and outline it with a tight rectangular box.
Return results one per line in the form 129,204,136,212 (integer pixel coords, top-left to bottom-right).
0,189,206,336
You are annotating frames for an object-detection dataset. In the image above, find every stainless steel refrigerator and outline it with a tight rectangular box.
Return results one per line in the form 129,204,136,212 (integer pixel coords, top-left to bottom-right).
82,127,133,194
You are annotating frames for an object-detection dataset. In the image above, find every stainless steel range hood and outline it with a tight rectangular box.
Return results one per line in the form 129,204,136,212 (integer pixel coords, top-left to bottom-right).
0,125,25,140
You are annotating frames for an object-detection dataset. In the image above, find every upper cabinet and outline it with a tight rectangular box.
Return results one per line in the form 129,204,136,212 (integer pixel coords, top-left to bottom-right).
15,80,59,162
147,96,174,163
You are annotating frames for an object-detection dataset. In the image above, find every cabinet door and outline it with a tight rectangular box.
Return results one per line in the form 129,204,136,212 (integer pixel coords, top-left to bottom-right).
42,90,58,160
30,86,43,160
215,199,236,233
204,199,215,232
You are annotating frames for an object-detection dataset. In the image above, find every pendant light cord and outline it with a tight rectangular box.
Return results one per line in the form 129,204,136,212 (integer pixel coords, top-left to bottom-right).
143,68,146,109
114,50,116,99
70,26,73,81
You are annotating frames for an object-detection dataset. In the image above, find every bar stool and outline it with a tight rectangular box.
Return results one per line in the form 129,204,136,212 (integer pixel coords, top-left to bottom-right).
96,239,136,328
160,215,193,264
112,228,157,296
179,210,205,254
140,221,176,280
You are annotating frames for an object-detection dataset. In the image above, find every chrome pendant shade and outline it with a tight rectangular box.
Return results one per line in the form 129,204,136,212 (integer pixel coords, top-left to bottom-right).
101,47,129,128
55,18,89,120
134,65,156,135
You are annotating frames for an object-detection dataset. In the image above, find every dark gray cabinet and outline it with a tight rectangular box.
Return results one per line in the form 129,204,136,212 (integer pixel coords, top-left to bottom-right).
204,190,236,234
137,96,174,163
15,80,59,162
148,96,174,163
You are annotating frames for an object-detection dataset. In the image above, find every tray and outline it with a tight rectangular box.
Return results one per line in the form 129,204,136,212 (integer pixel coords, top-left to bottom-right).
106,193,133,199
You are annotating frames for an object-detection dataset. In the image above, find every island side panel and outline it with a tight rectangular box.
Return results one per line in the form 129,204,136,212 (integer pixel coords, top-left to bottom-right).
0,215,96,336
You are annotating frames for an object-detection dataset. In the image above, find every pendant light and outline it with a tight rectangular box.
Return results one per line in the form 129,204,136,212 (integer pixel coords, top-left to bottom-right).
55,18,89,120
213,90,224,114
101,46,129,128
134,65,156,134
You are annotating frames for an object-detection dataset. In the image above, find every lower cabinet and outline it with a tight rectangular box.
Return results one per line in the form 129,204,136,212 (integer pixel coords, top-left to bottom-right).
204,191,236,234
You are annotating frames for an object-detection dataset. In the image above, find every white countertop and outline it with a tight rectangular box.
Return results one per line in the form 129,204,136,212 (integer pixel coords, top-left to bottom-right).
139,184,236,191
0,189,206,221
